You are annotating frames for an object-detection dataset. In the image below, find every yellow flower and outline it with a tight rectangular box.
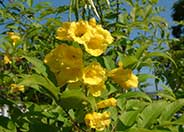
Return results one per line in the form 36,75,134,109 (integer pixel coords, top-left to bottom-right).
56,22,73,41
83,34,108,56
108,65,138,89
68,20,93,45
82,62,106,85
4,55,12,64
87,82,106,97
97,97,117,109
88,18,97,27
55,18,113,56
10,84,25,93
44,44,83,86
7,32,20,46
83,24,113,56
84,111,111,131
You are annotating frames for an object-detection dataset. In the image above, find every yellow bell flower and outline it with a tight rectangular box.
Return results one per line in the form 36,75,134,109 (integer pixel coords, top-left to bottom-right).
87,82,106,97
97,97,117,109
83,21,113,56
82,62,106,85
88,18,97,27
44,44,83,86
68,20,93,45
56,22,73,41
4,55,12,64
108,64,138,89
10,84,25,93
7,32,20,46
84,111,111,131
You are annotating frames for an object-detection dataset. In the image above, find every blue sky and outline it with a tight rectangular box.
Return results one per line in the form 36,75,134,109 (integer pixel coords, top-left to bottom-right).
36,0,177,25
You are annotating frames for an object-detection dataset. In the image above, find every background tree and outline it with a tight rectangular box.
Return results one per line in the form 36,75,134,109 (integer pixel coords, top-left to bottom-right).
155,0,184,98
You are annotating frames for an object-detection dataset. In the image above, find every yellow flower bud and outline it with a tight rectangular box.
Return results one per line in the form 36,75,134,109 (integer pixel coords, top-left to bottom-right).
10,84,25,93
7,32,20,46
97,97,117,109
108,64,138,89
4,55,12,64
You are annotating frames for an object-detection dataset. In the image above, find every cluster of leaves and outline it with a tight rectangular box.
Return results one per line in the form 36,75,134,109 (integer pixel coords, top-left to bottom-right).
0,0,183,132
154,0,184,98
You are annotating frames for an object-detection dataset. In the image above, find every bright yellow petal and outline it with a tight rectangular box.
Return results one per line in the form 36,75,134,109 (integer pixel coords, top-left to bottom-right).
83,62,106,85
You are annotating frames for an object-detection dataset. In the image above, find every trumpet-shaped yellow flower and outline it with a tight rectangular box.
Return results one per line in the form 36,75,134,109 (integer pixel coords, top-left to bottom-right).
83,62,106,85
88,82,106,97
4,55,12,64
68,20,93,45
7,32,20,46
84,111,111,131
83,22,113,56
55,18,113,56
89,18,97,27
10,84,25,93
56,22,73,41
44,44,83,86
108,65,138,89
83,33,108,56
97,97,117,109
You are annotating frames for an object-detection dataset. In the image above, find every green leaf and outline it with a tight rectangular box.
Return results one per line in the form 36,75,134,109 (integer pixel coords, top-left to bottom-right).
118,52,138,68
127,128,171,132
119,111,139,126
156,85,176,101
103,55,116,70
126,100,149,111
137,101,167,128
135,45,149,59
138,74,157,83
24,56,48,77
27,0,33,7
145,52,176,67
159,99,184,124
59,89,89,110
143,5,152,20
19,74,59,100
0,117,16,132
118,92,152,102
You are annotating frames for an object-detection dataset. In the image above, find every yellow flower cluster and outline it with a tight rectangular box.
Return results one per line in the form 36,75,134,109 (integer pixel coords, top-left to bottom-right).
84,111,111,131
108,64,138,89
7,32,20,46
10,84,24,93
44,44,83,87
97,97,117,109
56,18,113,56
83,62,107,96
45,18,139,131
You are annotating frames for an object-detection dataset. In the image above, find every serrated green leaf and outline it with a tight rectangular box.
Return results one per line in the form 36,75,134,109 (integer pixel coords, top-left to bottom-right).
59,89,88,110
126,100,149,111
118,52,138,68
145,52,176,67
137,101,167,128
138,74,157,83
24,56,47,77
19,74,59,100
118,92,152,102
119,111,139,126
135,45,149,59
103,55,116,70
159,99,184,124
